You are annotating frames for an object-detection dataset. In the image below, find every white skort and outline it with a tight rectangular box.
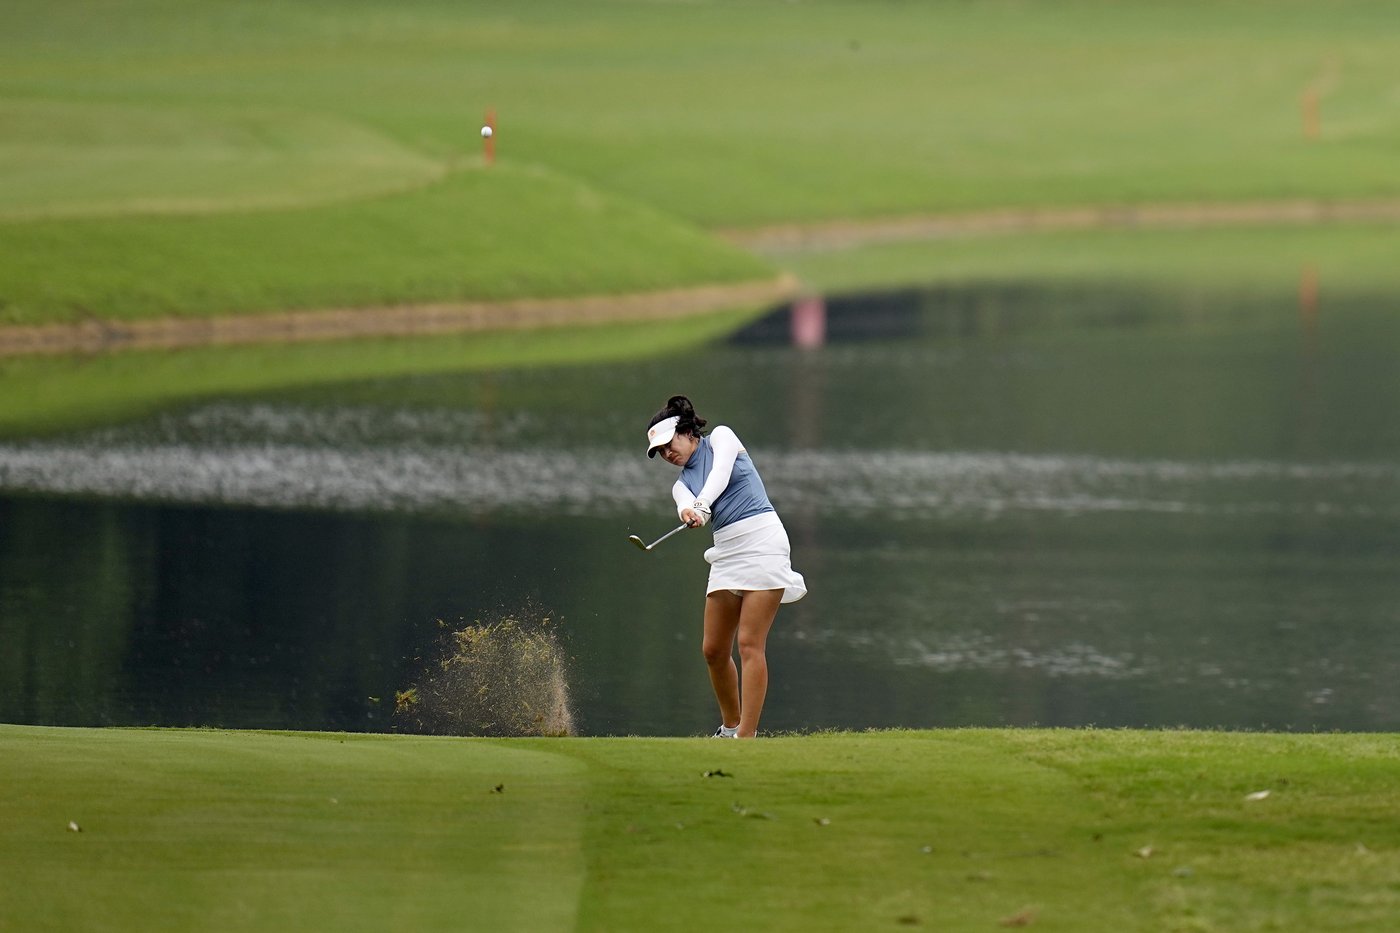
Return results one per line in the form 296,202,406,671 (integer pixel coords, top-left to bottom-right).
703,512,807,604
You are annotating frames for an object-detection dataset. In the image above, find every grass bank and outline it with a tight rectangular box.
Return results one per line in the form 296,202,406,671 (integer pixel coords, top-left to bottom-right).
0,166,771,326
0,303,767,437
4,725,1398,931
4,0,1400,324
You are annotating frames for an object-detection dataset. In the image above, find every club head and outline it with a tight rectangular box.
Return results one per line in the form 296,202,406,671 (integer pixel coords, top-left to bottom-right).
626,534,649,551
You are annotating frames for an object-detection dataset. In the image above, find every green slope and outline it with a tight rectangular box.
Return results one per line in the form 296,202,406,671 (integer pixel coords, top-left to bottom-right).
0,304,766,437
0,165,771,325
4,0,1400,323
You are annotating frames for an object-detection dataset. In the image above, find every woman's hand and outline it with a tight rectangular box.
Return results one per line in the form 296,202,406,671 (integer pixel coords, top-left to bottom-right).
681,500,711,527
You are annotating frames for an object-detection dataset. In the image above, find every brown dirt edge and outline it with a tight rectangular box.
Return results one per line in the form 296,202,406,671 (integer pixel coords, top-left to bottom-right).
0,274,802,358
722,198,1400,253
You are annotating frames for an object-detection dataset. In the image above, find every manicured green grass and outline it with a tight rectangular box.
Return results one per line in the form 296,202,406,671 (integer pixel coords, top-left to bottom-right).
1,727,587,932
0,98,445,221
777,222,1400,296
9,0,1385,226
3,0,1400,322
0,165,770,324
4,725,1398,931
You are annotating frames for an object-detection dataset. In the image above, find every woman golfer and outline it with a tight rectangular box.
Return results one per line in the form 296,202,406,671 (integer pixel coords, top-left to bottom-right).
646,395,806,738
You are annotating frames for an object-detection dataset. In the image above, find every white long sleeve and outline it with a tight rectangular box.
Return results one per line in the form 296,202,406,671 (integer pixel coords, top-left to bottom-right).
671,479,692,517
695,426,744,508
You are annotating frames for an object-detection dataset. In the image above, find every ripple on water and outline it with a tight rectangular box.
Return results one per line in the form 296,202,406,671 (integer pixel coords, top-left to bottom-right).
0,404,1396,518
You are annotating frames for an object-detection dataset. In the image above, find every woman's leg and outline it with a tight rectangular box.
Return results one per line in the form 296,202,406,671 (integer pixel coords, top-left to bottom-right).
735,588,783,738
702,591,743,729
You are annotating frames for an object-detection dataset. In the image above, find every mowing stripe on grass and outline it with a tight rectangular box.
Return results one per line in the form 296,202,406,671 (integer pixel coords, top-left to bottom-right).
0,165,774,326
0,726,587,933
5,726,1398,931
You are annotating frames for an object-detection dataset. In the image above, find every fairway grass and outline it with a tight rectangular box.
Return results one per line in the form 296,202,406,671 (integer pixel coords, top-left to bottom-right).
771,221,1400,298
1,728,587,932
4,726,1398,932
0,99,446,222
0,165,772,325
5,0,1400,325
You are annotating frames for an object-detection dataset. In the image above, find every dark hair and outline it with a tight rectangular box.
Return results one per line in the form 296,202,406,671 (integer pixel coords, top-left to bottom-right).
648,395,707,439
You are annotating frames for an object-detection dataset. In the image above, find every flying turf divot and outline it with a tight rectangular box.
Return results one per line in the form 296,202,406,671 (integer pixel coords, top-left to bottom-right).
396,614,575,738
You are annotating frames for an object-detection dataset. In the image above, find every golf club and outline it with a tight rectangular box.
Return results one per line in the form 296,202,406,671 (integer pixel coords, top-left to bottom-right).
627,522,689,552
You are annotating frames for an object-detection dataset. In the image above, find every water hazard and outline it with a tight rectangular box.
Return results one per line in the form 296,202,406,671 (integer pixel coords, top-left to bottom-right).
2,281,1398,734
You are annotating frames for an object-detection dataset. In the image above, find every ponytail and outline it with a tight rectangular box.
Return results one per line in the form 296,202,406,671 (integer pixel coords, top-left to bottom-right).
648,394,707,438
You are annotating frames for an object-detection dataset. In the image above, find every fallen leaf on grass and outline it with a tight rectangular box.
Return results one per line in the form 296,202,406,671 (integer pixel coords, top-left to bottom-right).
999,907,1037,927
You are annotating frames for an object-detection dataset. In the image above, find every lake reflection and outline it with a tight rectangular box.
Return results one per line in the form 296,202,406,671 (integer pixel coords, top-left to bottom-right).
2,281,1399,734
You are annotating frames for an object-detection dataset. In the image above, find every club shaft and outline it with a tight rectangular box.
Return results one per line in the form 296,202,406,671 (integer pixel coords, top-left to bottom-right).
647,522,690,549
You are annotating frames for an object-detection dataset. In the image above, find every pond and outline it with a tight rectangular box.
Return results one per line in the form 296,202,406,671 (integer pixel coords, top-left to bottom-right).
2,280,1399,735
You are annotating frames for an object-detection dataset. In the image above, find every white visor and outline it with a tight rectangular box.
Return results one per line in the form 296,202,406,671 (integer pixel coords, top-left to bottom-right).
646,416,679,457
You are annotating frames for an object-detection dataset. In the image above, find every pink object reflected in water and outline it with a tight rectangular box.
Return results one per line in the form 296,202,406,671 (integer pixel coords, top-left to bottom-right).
790,295,826,349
